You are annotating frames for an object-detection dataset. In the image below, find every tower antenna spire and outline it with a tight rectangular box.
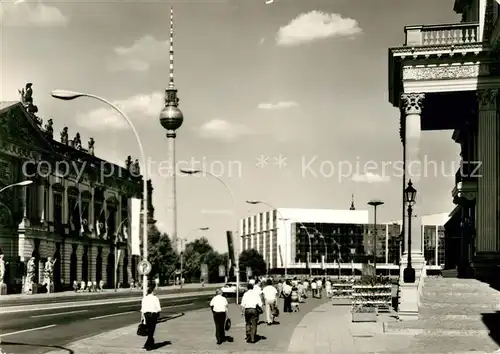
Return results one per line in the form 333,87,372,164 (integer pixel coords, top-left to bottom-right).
169,6,175,89
350,194,356,210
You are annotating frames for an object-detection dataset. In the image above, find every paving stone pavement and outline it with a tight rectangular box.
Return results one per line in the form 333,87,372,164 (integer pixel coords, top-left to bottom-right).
38,295,500,354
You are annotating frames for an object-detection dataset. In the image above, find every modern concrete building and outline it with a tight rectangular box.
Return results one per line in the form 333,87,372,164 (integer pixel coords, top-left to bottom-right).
0,88,149,293
240,208,448,274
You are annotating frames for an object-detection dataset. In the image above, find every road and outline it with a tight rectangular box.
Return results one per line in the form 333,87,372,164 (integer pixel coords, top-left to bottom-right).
0,293,220,354
0,284,221,308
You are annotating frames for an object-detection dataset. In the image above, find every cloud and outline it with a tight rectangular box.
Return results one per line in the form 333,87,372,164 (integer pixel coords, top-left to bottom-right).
0,2,69,27
352,172,391,183
276,11,362,46
197,119,252,143
111,35,168,72
76,92,163,130
258,101,298,110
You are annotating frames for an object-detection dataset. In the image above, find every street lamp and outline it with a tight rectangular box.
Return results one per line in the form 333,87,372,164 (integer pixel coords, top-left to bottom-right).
403,180,417,283
246,200,288,278
314,229,328,278
179,168,241,302
179,226,209,289
0,180,33,193
367,200,384,276
51,89,149,297
299,225,313,277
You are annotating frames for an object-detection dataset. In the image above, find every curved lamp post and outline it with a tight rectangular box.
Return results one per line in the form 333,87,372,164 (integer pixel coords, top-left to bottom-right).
245,200,288,277
180,226,209,289
313,229,328,277
403,180,417,283
179,168,240,302
298,225,314,277
0,180,33,193
368,200,384,276
51,89,149,297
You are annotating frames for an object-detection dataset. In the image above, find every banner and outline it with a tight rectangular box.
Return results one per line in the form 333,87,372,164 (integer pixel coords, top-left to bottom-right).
226,231,235,267
321,255,325,270
201,263,208,278
130,198,141,256
218,265,226,277
115,249,123,273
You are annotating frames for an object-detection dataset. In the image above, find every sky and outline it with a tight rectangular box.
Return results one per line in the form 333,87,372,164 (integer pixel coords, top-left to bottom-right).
0,0,462,252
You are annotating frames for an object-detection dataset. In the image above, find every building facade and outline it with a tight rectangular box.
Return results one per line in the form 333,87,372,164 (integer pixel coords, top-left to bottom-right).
240,208,447,273
389,0,500,280
0,91,147,293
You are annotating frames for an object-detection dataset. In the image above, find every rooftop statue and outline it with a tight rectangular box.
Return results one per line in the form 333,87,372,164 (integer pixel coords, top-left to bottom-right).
125,156,132,171
74,133,82,150
44,119,54,139
88,137,95,155
60,127,69,145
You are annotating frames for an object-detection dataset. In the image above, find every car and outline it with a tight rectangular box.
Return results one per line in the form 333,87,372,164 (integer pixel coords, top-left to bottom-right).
220,282,248,297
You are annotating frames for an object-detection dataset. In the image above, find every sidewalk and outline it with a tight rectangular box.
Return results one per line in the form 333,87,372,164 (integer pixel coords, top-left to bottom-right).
41,298,500,354
0,283,220,301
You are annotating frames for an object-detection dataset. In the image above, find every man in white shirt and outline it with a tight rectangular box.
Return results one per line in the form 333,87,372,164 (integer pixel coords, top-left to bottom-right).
317,278,323,299
325,278,332,298
240,283,263,343
311,279,318,298
210,289,229,345
262,279,278,325
140,285,162,350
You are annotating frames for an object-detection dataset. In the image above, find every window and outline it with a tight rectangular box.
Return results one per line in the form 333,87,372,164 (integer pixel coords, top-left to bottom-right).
53,193,63,229
107,207,117,239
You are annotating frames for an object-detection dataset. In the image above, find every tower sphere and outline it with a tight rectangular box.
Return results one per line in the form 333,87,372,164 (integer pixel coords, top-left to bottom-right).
159,105,184,131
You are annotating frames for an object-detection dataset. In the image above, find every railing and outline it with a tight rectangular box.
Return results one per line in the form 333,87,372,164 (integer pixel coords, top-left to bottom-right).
405,23,479,46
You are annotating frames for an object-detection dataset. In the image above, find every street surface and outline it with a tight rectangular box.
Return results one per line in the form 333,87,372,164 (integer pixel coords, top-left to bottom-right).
0,292,219,354
0,284,221,308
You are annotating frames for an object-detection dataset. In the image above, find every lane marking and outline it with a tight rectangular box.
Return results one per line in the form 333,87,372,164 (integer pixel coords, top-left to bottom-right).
30,309,88,318
0,291,214,314
118,301,195,309
1,324,57,337
90,311,135,320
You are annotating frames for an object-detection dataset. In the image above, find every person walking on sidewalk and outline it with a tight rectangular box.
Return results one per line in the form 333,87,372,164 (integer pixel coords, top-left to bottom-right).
282,280,292,313
262,279,278,325
210,289,228,345
141,284,162,351
240,283,263,343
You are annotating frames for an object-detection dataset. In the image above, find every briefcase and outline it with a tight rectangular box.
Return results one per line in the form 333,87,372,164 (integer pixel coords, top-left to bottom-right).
137,322,148,336
224,317,231,331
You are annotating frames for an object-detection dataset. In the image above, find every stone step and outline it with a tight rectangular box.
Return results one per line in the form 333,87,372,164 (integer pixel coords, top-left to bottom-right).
419,303,500,317
424,280,491,288
384,318,493,335
423,294,500,305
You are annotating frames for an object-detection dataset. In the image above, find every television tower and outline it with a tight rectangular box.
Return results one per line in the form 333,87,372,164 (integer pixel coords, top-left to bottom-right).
159,7,183,252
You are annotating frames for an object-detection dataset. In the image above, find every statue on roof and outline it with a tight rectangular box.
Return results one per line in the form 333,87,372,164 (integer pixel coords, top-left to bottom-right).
125,156,132,171
73,133,82,150
131,159,140,176
18,83,33,106
88,137,95,156
60,127,69,145
44,119,54,139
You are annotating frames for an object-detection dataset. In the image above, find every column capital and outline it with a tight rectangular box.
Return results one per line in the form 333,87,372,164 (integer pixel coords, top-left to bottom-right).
400,93,425,115
477,89,498,111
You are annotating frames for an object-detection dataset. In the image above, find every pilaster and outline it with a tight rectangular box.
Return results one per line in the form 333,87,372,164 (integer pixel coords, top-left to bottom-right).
47,183,53,225
476,89,499,253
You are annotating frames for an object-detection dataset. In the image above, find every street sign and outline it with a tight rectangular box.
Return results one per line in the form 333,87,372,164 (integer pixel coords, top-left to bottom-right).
137,260,152,275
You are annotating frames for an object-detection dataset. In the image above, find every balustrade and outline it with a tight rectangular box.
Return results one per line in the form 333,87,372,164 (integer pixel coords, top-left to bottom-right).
405,23,479,46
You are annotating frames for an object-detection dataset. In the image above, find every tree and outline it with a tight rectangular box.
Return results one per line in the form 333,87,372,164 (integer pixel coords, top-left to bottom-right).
203,250,228,283
182,237,214,282
239,249,266,277
147,224,178,284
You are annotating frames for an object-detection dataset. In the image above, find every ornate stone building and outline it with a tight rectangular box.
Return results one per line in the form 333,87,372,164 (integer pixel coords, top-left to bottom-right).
389,0,500,317
0,85,151,293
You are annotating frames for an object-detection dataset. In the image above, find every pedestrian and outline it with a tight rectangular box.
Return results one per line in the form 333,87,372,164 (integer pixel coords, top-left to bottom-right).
140,284,162,351
240,283,263,343
210,289,228,345
282,280,292,313
262,279,278,325
317,278,323,298
311,278,317,298
325,278,332,298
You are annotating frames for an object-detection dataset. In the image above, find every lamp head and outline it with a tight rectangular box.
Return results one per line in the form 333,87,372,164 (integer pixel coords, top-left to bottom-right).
404,179,417,204
180,169,201,175
200,227,209,231
17,180,33,186
51,90,84,101
368,199,384,207
246,200,261,205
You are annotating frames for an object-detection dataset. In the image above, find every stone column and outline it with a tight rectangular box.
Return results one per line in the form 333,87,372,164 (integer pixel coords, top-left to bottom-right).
38,180,45,224
398,92,425,321
401,93,425,267
47,183,53,228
